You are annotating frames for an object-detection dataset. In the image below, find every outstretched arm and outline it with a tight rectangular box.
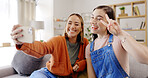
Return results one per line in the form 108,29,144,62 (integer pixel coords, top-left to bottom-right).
11,24,54,58
101,14,148,64
118,30,148,64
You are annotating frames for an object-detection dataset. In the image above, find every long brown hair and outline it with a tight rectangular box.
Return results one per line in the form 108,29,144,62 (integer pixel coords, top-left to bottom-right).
92,5,115,40
64,13,84,44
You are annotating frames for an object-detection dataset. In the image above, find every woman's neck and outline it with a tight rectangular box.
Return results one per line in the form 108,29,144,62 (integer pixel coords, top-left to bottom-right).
68,37,77,43
97,32,108,39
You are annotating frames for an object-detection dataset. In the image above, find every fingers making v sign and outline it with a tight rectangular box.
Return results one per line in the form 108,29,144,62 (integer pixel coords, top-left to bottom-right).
100,14,122,36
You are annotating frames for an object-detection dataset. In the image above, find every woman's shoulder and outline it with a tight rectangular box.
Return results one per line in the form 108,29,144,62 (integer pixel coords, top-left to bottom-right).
85,43,91,58
53,35,64,39
86,43,90,49
83,37,89,45
83,37,88,41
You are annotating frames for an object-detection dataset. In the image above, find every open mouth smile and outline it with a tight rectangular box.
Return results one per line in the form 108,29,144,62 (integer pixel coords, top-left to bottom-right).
92,26,98,30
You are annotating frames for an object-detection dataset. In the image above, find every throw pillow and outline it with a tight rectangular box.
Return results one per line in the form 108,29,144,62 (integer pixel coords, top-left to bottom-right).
11,50,43,76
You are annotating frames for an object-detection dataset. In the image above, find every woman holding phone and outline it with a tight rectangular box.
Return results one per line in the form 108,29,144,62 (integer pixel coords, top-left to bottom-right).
11,13,89,78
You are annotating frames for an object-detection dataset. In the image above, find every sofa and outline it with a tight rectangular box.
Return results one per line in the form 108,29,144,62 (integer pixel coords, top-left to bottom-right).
0,51,148,78
0,53,51,78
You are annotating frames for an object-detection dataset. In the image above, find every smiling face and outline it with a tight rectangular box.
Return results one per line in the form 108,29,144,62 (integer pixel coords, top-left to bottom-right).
65,15,82,39
90,9,108,35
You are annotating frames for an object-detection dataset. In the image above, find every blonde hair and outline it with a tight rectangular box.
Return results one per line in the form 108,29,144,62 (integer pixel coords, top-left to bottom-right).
64,13,84,44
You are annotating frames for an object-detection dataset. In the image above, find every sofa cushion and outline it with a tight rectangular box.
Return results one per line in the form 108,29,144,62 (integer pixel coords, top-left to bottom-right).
39,54,51,68
11,50,43,76
129,56,148,78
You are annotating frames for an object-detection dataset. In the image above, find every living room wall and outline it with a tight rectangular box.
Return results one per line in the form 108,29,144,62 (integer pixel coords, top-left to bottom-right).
53,0,74,19
35,0,54,41
36,0,74,41
37,0,148,45
72,0,148,45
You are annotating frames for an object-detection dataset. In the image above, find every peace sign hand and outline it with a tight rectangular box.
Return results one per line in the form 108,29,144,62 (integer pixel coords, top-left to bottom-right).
100,14,122,36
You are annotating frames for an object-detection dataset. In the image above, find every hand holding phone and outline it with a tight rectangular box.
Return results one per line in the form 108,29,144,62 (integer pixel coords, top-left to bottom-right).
17,26,35,43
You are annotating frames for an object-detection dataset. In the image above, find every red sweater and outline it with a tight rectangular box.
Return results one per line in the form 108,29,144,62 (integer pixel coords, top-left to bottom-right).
16,36,89,77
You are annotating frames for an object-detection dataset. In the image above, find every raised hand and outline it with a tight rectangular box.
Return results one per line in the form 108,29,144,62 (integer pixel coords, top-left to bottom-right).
10,24,24,45
100,14,122,36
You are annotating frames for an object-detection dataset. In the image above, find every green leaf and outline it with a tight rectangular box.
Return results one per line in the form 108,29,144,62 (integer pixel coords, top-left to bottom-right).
87,28,89,31
89,34,92,36
119,7,125,10
85,33,87,35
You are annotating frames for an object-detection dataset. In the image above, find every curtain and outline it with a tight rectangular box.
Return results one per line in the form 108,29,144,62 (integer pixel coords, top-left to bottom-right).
0,0,17,46
0,0,36,46
17,0,36,26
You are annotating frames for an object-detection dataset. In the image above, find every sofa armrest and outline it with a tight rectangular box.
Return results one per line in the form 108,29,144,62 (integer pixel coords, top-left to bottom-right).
0,65,16,78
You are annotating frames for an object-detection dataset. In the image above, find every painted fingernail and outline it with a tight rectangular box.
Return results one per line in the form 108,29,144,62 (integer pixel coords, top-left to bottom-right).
20,29,22,31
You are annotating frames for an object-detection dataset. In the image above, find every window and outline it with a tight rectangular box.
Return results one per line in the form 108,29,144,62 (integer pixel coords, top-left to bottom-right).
0,0,17,67
0,0,17,46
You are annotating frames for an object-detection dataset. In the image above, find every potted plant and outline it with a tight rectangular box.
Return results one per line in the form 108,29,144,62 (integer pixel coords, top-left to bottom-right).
85,26,92,43
119,7,125,14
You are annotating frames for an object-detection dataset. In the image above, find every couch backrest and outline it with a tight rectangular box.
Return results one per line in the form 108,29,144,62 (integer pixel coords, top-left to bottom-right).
39,54,148,78
39,54,51,68
129,56,148,78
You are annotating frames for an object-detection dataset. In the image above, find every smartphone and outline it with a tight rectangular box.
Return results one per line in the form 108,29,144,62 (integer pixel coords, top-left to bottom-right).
17,26,35,43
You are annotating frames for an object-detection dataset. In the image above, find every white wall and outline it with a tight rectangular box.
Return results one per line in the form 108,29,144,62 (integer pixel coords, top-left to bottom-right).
53,0,74,19
53,0,75,36
36,0,54,41
36,0,75,39
38,0,147,44
73,0,144,13
72,0,147,45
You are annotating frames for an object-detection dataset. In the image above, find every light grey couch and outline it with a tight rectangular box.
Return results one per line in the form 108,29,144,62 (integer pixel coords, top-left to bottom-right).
0,54,51,78
0,54,148,78
129,56,148,78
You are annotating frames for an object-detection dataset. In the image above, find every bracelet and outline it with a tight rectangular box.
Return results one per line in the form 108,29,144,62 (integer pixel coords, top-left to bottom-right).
121,37,126,43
